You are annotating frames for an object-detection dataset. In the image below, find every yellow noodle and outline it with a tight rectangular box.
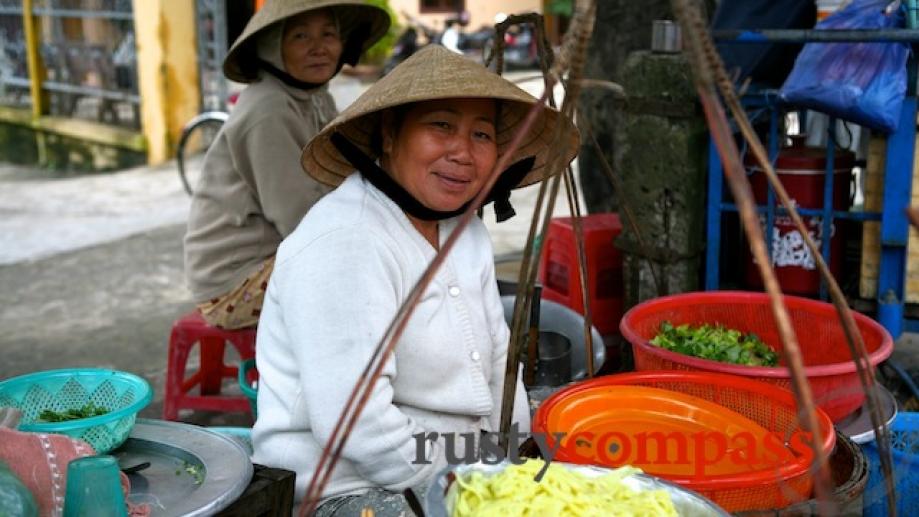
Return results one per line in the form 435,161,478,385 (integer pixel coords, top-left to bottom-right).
451,460,678,517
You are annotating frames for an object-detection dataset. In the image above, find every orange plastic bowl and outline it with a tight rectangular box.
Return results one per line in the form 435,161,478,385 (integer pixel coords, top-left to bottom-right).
619,291,893,422
536,384,796,478
532,371,837,513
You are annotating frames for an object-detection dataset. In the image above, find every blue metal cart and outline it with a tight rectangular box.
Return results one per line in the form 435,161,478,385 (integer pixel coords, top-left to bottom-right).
706,26,919,340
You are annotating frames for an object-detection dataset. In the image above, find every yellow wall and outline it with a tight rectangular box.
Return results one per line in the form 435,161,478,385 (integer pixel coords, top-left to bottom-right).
132,0,200,163
389,0,542,34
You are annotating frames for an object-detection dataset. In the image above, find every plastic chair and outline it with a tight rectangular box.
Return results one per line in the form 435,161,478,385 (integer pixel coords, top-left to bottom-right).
163,311,256,420
538,213,624,335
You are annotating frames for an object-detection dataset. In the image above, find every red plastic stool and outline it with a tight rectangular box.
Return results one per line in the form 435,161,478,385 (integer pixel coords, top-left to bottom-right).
163,311,256,420
538,213,624,335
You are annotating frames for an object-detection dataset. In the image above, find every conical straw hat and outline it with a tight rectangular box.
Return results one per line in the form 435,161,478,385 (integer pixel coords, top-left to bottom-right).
302,45,579,189
224,0,391,83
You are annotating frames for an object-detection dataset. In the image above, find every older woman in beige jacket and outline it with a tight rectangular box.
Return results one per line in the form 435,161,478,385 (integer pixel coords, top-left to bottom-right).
184,0,390,329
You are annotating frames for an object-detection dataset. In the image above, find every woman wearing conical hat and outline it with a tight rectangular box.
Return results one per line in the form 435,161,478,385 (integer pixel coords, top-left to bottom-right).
252,45,580,514
184,0,390,330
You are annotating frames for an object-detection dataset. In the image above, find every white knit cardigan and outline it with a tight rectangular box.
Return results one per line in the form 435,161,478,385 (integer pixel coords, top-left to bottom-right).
251,173,531,504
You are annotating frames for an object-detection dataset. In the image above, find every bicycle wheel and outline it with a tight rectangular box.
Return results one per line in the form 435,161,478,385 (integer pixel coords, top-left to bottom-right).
176,111,229,196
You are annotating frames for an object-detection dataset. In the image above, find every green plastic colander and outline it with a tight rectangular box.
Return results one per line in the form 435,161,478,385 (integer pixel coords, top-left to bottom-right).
0,368,152,454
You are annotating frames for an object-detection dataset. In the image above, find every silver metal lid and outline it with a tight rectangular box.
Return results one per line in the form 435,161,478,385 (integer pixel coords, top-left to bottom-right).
651,20,682,53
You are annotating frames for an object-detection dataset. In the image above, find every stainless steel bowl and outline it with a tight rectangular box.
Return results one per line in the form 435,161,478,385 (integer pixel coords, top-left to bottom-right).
500,296,606,383
424,461,730,517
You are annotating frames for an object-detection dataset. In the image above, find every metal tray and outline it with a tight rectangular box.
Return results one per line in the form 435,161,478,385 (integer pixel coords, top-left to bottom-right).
836,382,898,444
425,461,730,517
113,418,253,516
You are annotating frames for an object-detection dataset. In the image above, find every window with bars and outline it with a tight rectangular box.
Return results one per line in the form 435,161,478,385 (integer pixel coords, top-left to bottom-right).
0,10,31,109
420,0,465,14
42,12,140,129
0,0,141,129
195,0,228,112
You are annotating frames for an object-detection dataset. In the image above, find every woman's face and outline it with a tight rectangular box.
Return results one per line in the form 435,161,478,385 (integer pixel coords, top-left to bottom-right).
281,10,343,84
382,99,499,212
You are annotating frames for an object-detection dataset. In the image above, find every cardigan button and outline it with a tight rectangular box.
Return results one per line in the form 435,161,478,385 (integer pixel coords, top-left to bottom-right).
470,350,481,361
448,286,461,297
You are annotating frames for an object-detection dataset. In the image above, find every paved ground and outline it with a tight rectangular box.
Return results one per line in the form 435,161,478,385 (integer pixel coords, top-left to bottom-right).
2,71,918,430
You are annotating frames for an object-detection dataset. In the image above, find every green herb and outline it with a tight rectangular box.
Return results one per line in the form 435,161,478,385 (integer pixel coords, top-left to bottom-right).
181,461,204,485
650,321,779,367
37,403,109,422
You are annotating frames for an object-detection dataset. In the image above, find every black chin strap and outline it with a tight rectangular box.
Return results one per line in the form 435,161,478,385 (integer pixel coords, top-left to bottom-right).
330,132,534,222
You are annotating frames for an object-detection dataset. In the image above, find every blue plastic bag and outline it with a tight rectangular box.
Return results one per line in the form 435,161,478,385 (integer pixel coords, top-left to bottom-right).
779,0,909,133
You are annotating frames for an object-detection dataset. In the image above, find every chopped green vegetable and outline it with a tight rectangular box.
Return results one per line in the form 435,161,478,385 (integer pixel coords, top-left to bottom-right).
650,321,779,367
181,461,204,485
37,403,109,423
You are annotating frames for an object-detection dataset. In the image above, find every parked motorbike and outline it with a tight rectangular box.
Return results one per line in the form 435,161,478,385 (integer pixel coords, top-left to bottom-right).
482,24,539,70
382,19,539,76
382,26,420,76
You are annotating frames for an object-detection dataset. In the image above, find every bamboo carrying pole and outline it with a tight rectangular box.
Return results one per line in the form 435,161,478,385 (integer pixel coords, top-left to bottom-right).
496,1,598,453
489,11,606,438
299,91,551,512
671,0,840,513
300,4,597,511
300,0,898,513
678,2,897,512
299,82,562,517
